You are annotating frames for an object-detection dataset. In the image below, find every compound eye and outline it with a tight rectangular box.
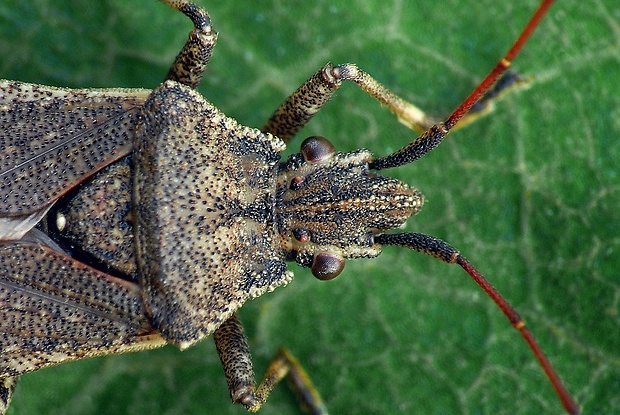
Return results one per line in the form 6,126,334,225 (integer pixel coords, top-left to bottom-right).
311,252,345,280
300,136,335,163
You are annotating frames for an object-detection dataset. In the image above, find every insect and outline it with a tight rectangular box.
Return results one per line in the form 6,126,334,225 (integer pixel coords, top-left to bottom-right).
0,0,580,414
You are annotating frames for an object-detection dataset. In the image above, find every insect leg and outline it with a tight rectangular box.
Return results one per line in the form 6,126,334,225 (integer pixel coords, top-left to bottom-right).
261,62,525,144
0,376,16,415
461,71,530,129
160,0,218,89
370,0,555,170
214,313,327,414
262,62,432,142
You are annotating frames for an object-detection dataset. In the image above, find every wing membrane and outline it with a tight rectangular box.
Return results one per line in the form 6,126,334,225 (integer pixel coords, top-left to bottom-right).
0,241,165,377
0,80,150,239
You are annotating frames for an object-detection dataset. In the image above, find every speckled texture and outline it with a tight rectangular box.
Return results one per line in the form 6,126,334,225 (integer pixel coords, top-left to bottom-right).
0,0,461,412
0,377,15,415
134,81,292,348
53,158,137,279
0,242,165,377
164,0,217,89
276,148,422,269
0,80,149,217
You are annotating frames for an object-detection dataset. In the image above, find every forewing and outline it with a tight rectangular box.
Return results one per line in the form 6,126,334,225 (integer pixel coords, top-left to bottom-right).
0,80,150,239
0,239,165,378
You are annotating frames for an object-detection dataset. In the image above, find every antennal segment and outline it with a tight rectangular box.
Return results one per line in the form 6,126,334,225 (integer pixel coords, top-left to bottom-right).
375,232,579,415
370,0,555,171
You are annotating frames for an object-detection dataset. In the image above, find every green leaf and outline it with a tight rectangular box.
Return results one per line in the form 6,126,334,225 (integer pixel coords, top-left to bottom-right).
1,0,617,414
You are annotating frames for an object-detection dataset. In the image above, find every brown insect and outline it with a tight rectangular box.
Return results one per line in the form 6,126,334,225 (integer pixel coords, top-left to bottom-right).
0,0,578,414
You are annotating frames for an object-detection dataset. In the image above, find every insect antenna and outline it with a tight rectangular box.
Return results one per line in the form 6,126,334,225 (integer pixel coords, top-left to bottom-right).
375,234,578,413
369,1,578,413
369,0,555,171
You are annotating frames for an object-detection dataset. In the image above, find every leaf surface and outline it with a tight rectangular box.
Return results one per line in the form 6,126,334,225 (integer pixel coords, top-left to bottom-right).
0,0,617,414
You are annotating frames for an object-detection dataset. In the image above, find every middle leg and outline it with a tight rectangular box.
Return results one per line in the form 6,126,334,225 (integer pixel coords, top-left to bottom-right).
214,313,328,414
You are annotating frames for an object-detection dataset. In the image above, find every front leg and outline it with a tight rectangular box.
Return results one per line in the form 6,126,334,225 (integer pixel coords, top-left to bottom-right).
262,62,526,142
214,313,328,414
161,0,218,89
261,62,435,142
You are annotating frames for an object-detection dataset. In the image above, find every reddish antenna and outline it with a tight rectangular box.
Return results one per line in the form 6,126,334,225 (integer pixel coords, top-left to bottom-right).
374,1,580,413
370,0,557,171
445,0,555,130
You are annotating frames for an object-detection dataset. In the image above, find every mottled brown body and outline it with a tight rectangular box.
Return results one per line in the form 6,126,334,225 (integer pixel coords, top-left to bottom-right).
134,81,291,348
0,0,578,414
0,4,419,408
0,81,147,241
55,159,137,278
0,240,165,374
